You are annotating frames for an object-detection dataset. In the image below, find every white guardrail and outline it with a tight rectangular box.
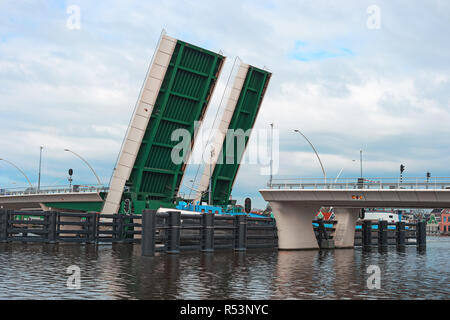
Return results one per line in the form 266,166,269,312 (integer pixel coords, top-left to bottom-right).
0,184,109,196
268,177,450,190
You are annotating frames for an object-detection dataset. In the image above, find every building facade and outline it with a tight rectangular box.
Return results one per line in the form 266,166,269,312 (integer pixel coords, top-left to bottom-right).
439,209,450,234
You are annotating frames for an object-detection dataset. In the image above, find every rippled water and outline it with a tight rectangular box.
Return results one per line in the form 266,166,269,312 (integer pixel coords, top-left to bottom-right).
0,237,448,299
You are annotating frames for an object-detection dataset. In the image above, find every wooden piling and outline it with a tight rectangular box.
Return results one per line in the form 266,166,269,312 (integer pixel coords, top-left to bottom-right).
87,212,97,244
0,210,7,242
234,214,247,251
201,213,214,252
416,221,426,251
378,220,388,251
167,211,181,254
47,211,57,243
141,209,156,256
362,220,372,251
396,221,405,250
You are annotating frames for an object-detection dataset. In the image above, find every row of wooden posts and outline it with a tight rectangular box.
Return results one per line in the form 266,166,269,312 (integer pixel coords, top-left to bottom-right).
1,209,426,252
0,209,279,253
358,220,426,251
313,219,426,250
141,210,278,256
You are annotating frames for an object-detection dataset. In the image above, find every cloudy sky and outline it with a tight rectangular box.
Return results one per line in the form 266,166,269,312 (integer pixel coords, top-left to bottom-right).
1,0,449,208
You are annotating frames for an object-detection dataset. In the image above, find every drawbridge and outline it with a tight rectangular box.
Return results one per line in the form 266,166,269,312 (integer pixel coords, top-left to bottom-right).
0,33,271,214
101,33,271,214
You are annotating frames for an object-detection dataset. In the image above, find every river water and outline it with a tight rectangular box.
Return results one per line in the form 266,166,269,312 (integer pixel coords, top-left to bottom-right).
0,237,448,299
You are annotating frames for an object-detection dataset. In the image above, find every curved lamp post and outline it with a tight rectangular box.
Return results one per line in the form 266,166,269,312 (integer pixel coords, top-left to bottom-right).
269,123,274,188
0,158,33,188
209,148,215,205
64,149,102,185
293,129,327,184
38,146,43,192
360,149,363,178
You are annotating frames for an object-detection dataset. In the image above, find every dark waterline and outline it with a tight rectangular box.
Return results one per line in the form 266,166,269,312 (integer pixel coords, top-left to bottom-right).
0,237,448,299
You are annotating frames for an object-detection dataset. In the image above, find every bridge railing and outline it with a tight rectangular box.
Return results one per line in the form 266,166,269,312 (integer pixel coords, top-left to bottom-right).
267,177,450,190
0,184,108,196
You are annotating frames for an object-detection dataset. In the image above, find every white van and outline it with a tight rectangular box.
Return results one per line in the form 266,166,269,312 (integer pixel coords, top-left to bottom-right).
363,210,400,223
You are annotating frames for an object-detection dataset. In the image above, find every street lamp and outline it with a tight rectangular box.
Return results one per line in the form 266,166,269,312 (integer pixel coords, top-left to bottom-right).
38,146,43,192
294,129,326,183
360,149,363,178
209,148,215,205
64,149,102,185
269,123,274,188
0,158,33,188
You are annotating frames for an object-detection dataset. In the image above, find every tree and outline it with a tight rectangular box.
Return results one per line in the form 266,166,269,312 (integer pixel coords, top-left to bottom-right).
411,209,427,222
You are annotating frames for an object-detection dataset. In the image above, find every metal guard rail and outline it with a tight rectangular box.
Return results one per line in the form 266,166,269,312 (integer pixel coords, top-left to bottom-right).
268,177,450,190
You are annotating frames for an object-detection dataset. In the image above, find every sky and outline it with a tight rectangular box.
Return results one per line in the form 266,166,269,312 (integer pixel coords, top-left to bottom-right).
0,0,449,209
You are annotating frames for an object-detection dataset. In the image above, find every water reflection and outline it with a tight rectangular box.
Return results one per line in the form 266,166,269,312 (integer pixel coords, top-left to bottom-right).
274,250,319,298
0,238,448,299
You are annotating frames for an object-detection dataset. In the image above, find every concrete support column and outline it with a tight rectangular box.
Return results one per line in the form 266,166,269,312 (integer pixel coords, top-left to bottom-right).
333,207,359,248
270,202,320,250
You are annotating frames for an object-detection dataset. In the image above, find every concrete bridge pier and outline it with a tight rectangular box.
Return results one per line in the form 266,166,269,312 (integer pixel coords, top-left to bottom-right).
332,208,360,249
271,202,320,250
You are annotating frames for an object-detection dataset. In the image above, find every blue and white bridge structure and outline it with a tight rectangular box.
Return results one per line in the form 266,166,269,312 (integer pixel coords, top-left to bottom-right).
260,177,450,250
